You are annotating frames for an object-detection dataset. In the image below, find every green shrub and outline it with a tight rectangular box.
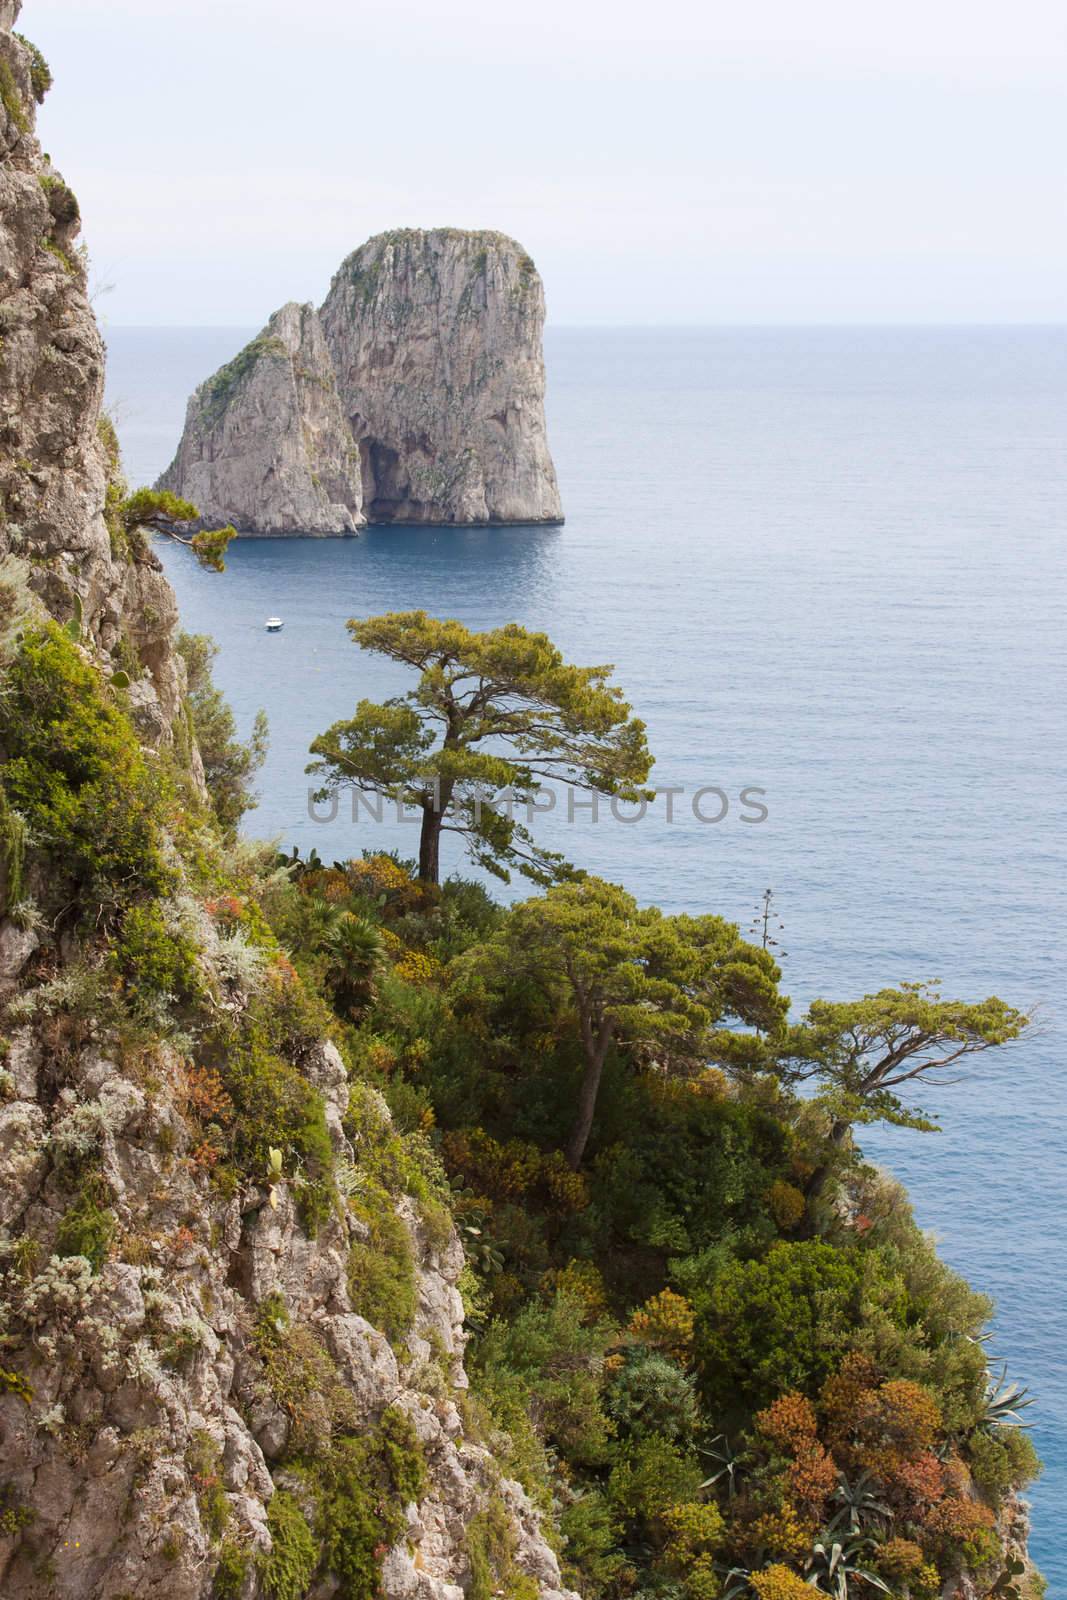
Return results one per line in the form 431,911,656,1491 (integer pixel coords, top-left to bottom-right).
0,1482,34,1537
559,1493,629,1598
14,34,52,103
606,1348,699,1443
467,1495,538,1600
252,1305,358,1455
968,1424,1041,1501
347,1186,417,1341
260,1491,319,1600
213,1539,250,1599
177,632,268,831
0,58,27,134
607,1436,703,1536
186,1431,229,1541
54,1177,114,1272
207,1013,335,1234
0,780,27,913
471,1292,615,1467
311,1409,426,1600
112,900,202,1006
695,1239,862,1413
0,623,170,919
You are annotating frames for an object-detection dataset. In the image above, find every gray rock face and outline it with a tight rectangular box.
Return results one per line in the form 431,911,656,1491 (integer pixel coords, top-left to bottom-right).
320,228,563,526
160,228,563,532
157,301,364,536
0,8,190,747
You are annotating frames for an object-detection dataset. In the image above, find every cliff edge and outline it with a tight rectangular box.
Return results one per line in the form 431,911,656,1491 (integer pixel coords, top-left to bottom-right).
0,10,577,1598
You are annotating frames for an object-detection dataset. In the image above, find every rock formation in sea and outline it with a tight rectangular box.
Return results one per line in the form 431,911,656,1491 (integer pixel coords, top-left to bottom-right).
0,10,575,1597
157,229,563,532
156,301,364,536
320,228,563,526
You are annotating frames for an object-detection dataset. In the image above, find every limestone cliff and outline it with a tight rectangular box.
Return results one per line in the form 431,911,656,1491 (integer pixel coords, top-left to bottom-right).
0,10,577,1599
157,303,364,537
0,4,188,748
320,229,562,526
159,229,563,532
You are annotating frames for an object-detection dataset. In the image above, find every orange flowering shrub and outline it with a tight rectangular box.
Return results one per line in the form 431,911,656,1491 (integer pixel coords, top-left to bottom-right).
627,1290,695,1361
346,854,422,910
788,1440,837,1514
754,1393,834,1517
204,894,244,924
875,1379,942,1453
181,1062,234,1126
820,1352,881,1444
756,1392,819,1451
882,1448,946,1509
925,1496,1000,1570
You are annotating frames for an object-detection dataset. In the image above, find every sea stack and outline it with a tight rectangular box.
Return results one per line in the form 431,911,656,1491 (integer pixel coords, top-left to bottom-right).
156,301,364,536
157,229,563,532
320,228,562,525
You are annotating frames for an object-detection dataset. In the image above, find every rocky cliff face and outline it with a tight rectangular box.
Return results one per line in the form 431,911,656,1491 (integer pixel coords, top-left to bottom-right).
320,229,562,526
0,9,576,1598
157,303,364,537
159,230,563,533
0,4,187,747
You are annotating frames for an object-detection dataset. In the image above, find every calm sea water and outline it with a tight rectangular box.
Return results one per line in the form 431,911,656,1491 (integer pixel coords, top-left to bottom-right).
106,325,1067,1584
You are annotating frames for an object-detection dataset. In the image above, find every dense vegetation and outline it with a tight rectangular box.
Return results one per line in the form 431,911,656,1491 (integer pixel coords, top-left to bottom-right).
0,577,1042,1600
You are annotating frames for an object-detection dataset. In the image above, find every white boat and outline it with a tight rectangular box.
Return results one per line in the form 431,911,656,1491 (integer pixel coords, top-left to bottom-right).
265,616,284,632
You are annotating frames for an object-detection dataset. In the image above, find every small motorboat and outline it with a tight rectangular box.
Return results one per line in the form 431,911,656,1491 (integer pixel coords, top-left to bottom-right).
265,616,284,632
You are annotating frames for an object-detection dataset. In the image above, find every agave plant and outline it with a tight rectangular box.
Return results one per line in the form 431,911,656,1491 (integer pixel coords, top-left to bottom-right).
714,1565,753,1600
827,1471,891,1536
806,1537,890,1599
980,1365,1035,1431
699,1434,744,1498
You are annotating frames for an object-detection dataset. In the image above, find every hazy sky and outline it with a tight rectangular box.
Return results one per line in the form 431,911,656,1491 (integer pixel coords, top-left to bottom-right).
28,0,1067,326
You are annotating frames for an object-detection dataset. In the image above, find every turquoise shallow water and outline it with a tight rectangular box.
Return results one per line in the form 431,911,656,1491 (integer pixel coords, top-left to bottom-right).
108,325,1067,1585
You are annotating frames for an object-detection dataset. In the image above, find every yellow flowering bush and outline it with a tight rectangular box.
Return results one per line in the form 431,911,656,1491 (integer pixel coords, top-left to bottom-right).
749,1564,813,1600
394,948,442,984
627,1290,695,1360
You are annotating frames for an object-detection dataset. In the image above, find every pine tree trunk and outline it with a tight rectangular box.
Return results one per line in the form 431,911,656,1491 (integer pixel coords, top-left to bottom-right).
799,1118,852,1233
565,1018,614,1170
418,803,443,884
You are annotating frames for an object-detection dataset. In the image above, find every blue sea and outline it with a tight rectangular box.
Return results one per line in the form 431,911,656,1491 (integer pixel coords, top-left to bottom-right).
106,324,1067,1585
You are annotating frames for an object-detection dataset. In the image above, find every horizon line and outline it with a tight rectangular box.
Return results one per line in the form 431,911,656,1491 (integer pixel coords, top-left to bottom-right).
104,319,1067,332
